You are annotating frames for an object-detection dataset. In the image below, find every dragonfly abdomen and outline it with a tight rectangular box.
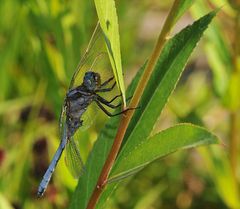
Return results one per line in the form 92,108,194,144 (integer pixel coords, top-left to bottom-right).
37,130,67,197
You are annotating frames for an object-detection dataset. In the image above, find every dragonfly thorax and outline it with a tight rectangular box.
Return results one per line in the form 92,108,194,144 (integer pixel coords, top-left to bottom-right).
83,71,101,91
66,88,94,137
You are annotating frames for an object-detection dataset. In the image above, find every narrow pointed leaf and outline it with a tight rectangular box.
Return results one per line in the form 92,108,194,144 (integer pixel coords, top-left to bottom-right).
94,0,126,106
170,0,194,25
109,124,218,181
190,2,232,97
120,10,217,158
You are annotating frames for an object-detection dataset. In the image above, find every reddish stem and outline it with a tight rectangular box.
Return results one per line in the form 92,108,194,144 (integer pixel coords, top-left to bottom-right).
86,1,183,208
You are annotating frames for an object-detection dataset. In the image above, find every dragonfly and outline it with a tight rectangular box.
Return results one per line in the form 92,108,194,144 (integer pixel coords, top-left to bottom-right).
37,23,132,196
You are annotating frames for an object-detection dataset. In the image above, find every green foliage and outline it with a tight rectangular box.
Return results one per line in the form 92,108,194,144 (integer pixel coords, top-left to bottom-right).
1,0,239,209
0,0,97,207
190,2,240,209
110,124,218,182
94,0,126,106
69,11,217,209
166,0,194,26
121,11,216,153
191,0,232,98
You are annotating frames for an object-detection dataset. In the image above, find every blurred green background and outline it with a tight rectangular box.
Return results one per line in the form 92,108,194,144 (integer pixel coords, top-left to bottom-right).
0,0,239,209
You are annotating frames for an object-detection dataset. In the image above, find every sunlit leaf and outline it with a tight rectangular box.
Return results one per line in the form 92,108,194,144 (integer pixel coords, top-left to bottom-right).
171,0,194,24
44,40,66,84
0,193,14,209
94,0,126,106
224,71,240,110
191,1,232,97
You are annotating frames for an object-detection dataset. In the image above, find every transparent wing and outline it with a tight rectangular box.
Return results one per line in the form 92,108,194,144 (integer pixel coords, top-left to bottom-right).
63,22,120,177
65,135,85,179
80,51,119,129
69,24,119,130
59,105,85,178
69,22,101,90
69,23,116,92
78,103,97,131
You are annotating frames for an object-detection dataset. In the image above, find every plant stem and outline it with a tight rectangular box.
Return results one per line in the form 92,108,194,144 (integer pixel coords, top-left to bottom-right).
86,1,183,208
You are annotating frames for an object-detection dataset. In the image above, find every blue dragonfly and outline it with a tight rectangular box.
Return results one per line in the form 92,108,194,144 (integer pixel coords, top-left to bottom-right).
37,23,131,196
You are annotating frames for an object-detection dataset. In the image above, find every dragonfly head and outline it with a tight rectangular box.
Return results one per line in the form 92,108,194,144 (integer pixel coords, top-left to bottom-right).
83,71,101,91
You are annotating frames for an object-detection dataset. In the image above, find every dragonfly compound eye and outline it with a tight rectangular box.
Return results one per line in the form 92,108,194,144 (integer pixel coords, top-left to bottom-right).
94,73,101,86
83,72,95,89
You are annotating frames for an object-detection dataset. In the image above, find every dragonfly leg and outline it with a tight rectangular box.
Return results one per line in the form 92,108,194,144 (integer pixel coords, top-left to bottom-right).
96,95,122,109
96,82,116,92
99,76,114,88
108,94,122,103
96,94,133,109
97,93,122,103
108,95,132,104
95,100,136,117
96,95,123,109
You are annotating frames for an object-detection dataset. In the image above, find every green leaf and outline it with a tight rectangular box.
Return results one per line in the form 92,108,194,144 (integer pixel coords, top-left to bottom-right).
190,2,232,97
94,0,126,106
96,126,218,209
0,193,14,209
68,117,119,209
95,11,216,208
171,0,194,24
223,71,240,110
44,40,66,84
109,124,218,181
69,11,216,209
121,10,217,156
68,64,145,209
